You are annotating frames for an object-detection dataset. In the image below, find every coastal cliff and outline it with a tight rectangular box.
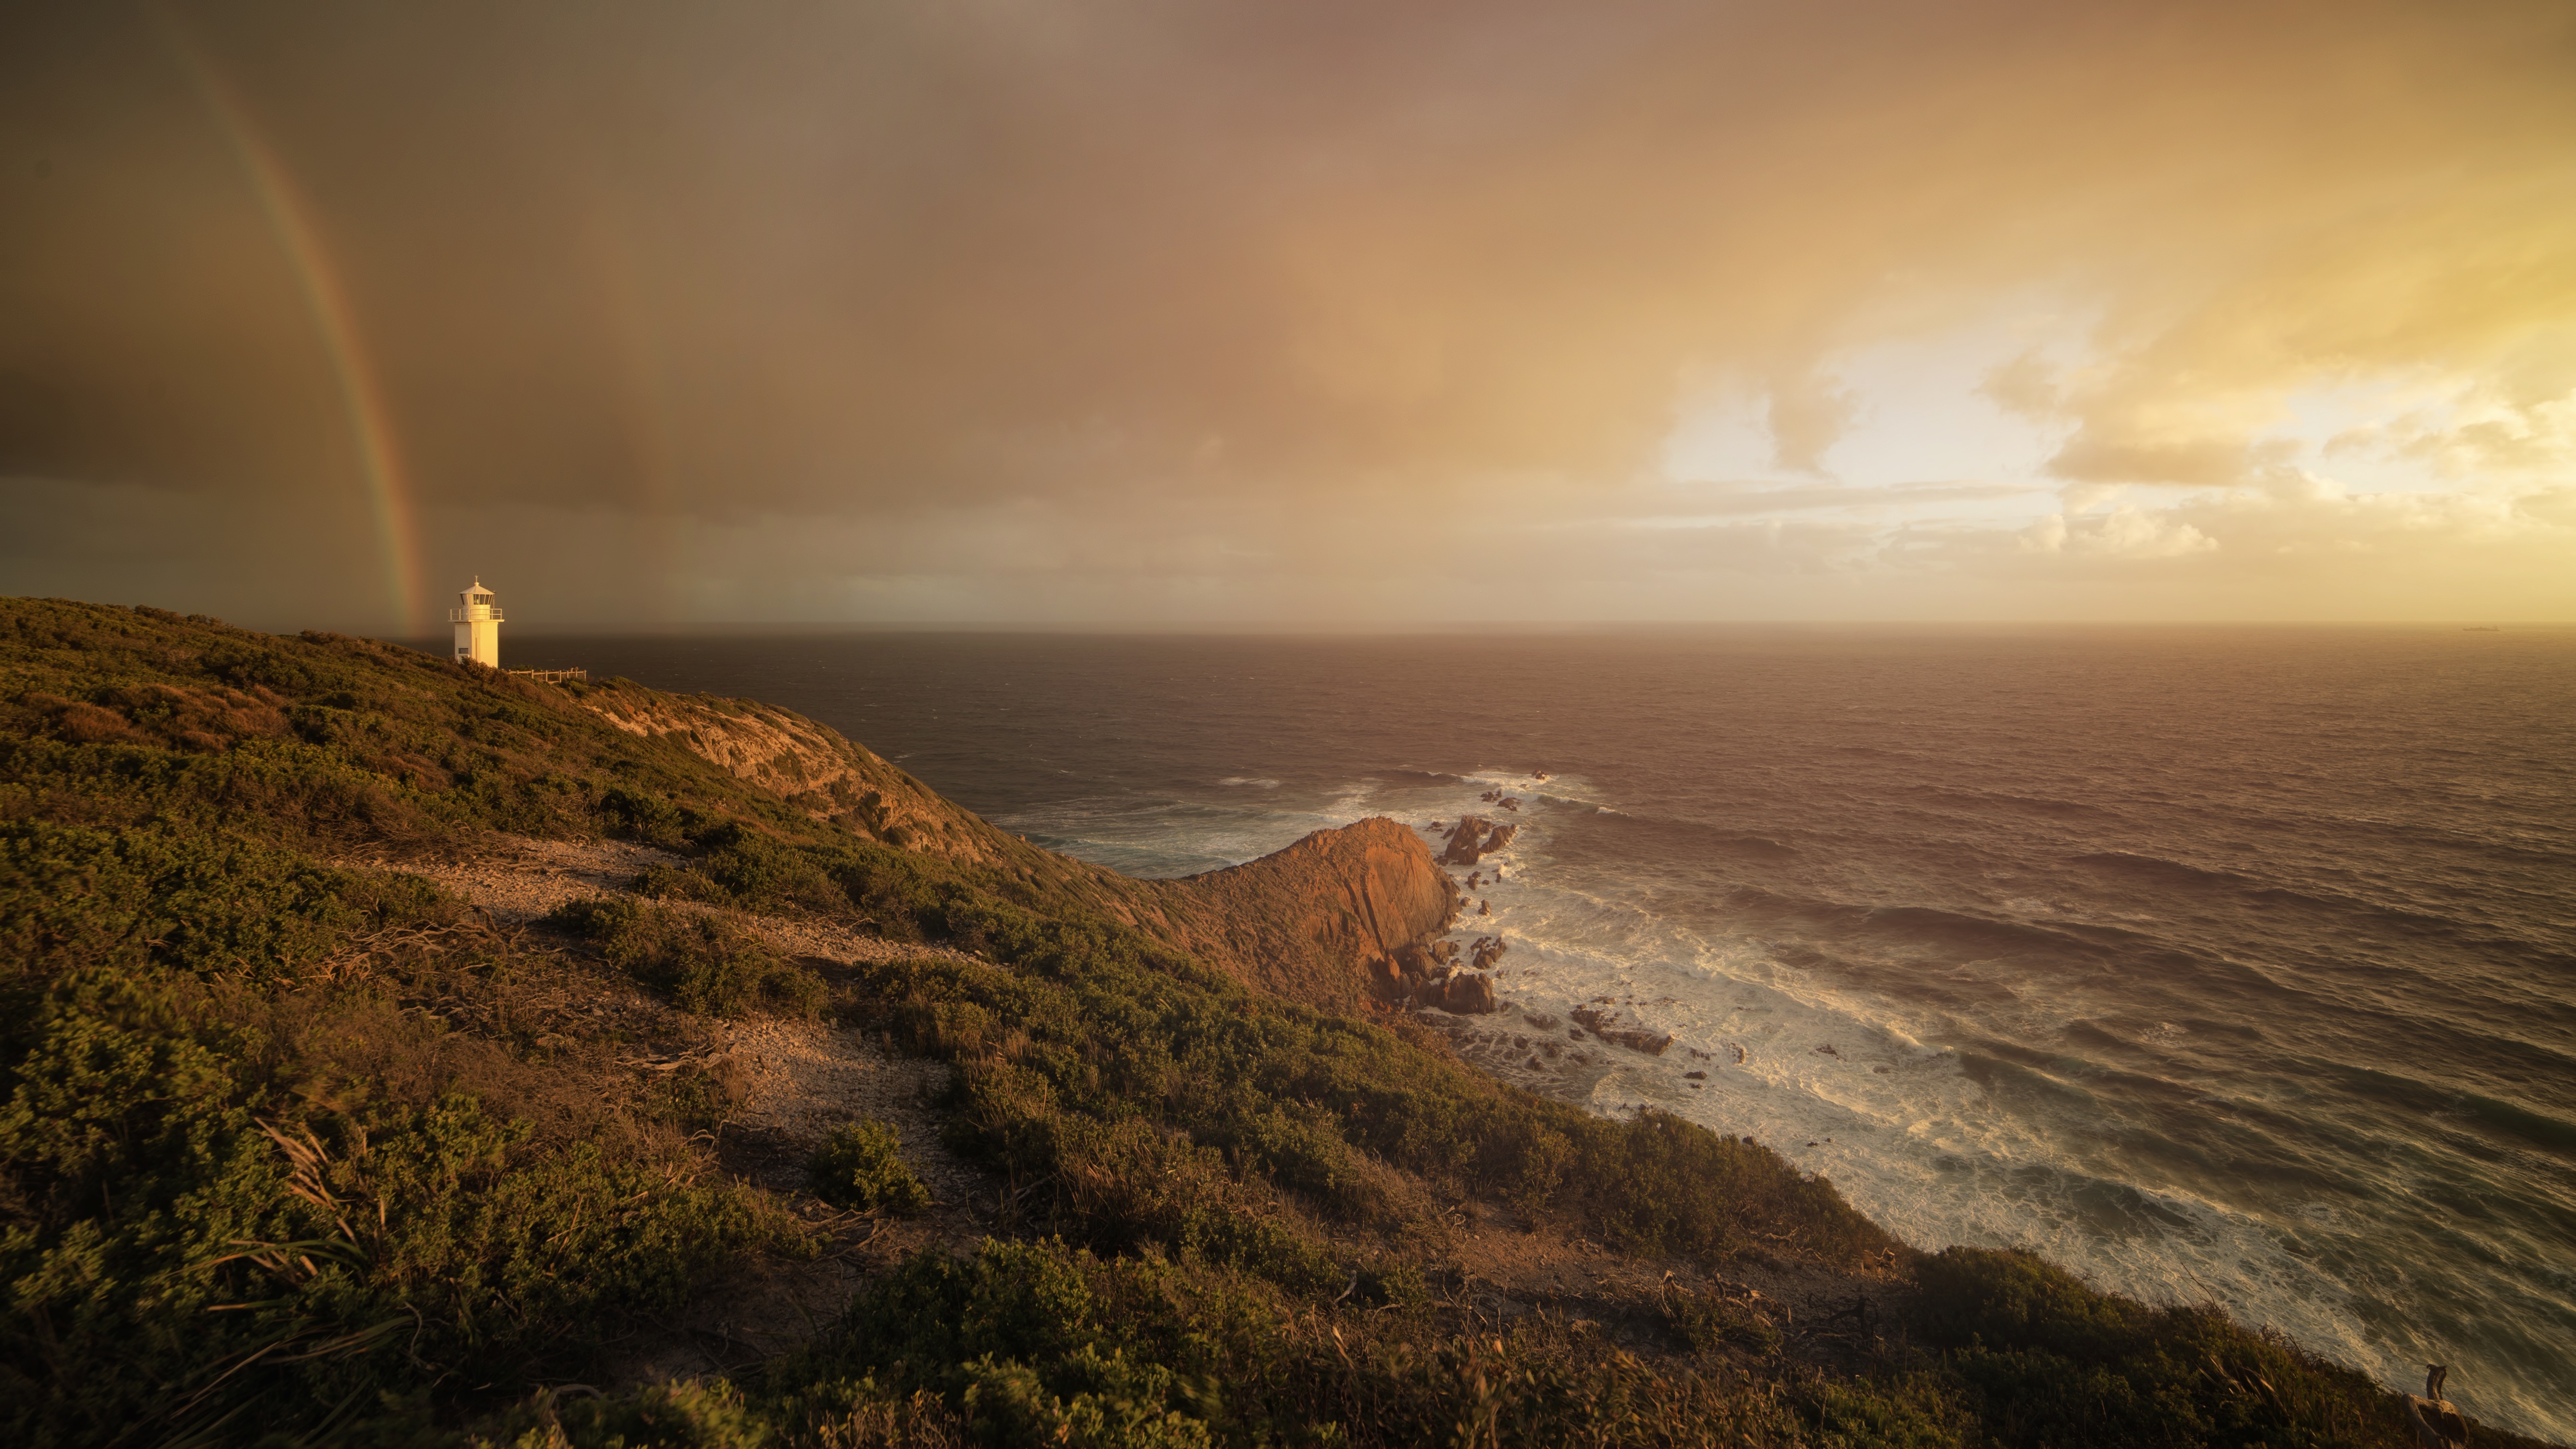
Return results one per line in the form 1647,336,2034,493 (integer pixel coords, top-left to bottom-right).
4,597,2539,1449
602,680,1464,1010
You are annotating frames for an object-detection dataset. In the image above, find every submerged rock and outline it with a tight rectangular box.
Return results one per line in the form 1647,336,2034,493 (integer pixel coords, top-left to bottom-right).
1440,816,1519,865
1571,1006,1674,1056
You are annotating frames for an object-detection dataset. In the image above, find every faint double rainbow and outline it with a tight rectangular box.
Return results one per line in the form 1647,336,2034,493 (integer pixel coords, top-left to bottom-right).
158,11,425,632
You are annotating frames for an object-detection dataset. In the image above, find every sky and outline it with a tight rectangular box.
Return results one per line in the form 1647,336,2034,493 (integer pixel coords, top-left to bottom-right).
2,0,2572,631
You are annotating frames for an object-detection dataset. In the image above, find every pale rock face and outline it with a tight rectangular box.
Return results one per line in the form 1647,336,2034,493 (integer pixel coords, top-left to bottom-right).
1156,816,1464,1009
579,690,1013,865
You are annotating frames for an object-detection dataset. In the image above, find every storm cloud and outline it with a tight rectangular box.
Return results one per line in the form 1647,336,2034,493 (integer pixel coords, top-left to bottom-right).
4,0,2571,628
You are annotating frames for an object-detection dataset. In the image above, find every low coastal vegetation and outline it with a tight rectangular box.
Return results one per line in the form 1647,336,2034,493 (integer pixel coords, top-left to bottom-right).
810,1121,932,1216
548,894,826,1019
0,597,2550,1447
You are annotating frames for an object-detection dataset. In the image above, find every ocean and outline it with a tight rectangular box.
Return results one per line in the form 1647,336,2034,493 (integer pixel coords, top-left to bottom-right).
503,625,2576,1438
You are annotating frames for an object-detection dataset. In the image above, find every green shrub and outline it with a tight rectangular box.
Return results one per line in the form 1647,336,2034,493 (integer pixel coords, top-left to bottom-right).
1357,1260,1432,1315
634,861,730,903
769,1236,1977,1449
0,972,803,1448
691,821,845,913
599,785,697,849
1661,1288,1781,1356
812,1240,1229,1446
1902,1247,2477,1449
812,1120,934,1215
0,818,450,984
473,1379,774,1449
853,945,1894,1284
547,896,823,1019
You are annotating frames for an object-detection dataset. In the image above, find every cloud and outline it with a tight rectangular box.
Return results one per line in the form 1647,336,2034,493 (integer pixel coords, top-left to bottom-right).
1,0,2571,625
1979,352,2062,419
1871,467,2575,612
2016,509,2219,560
1764,369,1860,475
1634,481,2042,519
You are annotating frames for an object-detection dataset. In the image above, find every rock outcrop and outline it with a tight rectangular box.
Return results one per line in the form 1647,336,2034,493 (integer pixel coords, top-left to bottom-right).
583,686,1015,866
2403,1365,2468,1449
1153,818,1463,1010
1570,1007,1674,1056
1440,816,1518,866
1442,972,1497,1014
1367,932,1501,1016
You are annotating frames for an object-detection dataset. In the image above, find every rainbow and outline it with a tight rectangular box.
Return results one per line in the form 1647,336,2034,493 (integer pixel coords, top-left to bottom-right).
159,14,425,632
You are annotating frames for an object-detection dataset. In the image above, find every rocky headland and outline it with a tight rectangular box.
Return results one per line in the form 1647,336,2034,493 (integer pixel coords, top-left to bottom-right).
4,597,2541,1449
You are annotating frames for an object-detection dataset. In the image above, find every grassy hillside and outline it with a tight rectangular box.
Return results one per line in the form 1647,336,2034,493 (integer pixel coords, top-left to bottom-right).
0,597,2545,1448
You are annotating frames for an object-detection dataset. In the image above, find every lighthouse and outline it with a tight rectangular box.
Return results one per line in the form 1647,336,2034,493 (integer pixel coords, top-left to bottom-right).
448,577,503,668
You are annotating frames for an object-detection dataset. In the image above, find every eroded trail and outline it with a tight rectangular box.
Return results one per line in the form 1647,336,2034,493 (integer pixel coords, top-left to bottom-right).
352,835,1012,1377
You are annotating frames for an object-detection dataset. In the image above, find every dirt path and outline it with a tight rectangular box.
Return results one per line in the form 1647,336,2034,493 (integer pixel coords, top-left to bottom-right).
359,833,985,967
609,1012,1005,1384
351,835,1013,1379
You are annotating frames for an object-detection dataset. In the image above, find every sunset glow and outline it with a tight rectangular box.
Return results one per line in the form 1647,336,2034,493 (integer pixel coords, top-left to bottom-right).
3,1,2570,627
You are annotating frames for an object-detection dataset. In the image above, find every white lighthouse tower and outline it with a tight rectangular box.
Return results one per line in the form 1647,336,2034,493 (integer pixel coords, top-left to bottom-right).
448,577,503,668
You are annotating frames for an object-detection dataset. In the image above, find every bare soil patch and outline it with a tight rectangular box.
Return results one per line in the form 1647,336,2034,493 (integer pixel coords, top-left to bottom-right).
605,1017,1005,1386
339,837,1010,1380
348,833,983,968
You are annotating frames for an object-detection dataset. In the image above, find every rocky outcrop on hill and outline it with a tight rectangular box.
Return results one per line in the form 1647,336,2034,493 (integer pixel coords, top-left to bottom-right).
583,686,1014,866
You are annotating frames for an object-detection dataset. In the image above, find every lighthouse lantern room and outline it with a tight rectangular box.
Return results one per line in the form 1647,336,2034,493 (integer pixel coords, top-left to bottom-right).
449,577,503,668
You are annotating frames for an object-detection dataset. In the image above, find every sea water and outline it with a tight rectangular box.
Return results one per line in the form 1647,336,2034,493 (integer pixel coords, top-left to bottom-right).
504,626,2576,1438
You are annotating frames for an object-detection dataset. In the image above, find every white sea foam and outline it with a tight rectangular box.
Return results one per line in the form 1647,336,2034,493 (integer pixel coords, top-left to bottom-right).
1439,801,2411,1413
1320,778,1383,822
